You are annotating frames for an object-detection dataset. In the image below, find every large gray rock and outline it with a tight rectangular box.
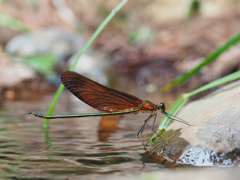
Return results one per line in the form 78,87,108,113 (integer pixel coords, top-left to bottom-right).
168,80,240,153
0,59,35,87
5,27,87,59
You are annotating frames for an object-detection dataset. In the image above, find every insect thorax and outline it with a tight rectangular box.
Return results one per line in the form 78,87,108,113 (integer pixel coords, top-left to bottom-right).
140,100,158,113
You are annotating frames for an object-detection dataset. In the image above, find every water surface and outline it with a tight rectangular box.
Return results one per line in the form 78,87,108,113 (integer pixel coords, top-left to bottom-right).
0,94,167,179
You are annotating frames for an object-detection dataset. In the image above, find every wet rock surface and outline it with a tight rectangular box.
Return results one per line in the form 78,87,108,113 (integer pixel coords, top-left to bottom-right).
169,80,240,153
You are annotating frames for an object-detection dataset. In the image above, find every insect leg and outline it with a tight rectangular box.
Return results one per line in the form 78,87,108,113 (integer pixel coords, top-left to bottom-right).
137,115,153,150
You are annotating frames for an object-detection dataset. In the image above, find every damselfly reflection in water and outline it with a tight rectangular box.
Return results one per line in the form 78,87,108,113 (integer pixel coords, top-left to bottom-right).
30,71,191,150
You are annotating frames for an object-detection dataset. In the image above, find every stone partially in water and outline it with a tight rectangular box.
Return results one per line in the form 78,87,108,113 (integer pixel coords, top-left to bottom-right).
148,80,240,166
170,80,240,153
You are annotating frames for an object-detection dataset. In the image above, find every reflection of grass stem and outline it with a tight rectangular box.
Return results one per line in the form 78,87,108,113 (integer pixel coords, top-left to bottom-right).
44,128,52,148
43,0,129,129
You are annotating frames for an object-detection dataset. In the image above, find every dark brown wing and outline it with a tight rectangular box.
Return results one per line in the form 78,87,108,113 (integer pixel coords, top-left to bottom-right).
61,71,143,112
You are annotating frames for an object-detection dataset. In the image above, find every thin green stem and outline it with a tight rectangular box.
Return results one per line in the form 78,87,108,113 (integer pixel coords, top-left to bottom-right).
188,71,240,97
43,0,129,128
164,33,240,90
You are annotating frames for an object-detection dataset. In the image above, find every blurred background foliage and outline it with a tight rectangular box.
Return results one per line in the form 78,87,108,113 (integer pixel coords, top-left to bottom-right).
0,0,240,105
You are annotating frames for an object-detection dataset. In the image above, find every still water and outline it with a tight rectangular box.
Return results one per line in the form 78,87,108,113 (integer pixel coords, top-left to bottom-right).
0,93,171,179
1,93,239,179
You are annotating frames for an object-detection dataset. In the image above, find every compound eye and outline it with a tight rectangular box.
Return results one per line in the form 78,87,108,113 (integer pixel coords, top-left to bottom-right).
160,102,166,111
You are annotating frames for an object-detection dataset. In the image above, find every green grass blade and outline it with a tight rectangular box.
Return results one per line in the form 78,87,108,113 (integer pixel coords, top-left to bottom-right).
43,83,65,129
0,12,28,32
186,0,200,19
188,70,240,97
163,32,240,90
43,0,129,128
